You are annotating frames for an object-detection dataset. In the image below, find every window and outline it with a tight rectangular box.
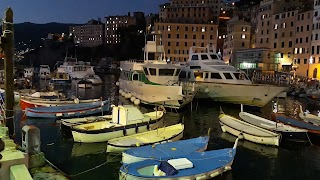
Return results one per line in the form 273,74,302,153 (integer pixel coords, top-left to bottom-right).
193,35,196,39
204,73,209,78
168,42,171,46
210,54,219,59
175,69,181,76
194,72,203,78
274,43,277,48
275,33,278,38
159,69,175,76
177,34,179,38
185,34,188,38
201,55,209,60
149,68,156,75
233,73,248,80
223,73,233,79
241,34,246,39
211,73,222,79
143,67,149,75
190,66,201,69
132,73,139,81
191,55,199,60
168,34,171,38
281,42,284,48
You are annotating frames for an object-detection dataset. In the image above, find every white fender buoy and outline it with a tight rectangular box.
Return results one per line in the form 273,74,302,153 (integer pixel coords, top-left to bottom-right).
127,93,132,98
204,88,209,93
125,93,129,98
134,99,140,105
130,96,136,102
122,92,127,97
119,89,123,94
116,82,120,86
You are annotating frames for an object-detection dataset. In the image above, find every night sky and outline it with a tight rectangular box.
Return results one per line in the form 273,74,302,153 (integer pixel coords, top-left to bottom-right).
0,0,168,24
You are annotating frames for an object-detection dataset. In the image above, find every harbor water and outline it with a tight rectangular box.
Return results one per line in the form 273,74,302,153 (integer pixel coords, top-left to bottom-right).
13,74,320,180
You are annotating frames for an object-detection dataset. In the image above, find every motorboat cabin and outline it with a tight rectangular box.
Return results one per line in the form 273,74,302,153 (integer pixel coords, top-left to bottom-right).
180,46,252,85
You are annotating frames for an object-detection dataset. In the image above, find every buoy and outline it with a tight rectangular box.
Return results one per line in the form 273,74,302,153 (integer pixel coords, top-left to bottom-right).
116,82,120,86
134,99,140,105
127,93,132,98
221,126,226,133
130,96,136,102
210,172,220,178
119,89,123,93
204,88,209,93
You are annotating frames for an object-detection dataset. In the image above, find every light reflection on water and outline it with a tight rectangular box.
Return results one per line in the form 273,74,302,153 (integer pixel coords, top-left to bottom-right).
12,75,320,180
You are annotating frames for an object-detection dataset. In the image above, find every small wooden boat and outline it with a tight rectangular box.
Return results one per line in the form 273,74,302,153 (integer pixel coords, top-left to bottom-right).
20,96,100,110
299,105,320,126
122,135,210,165
25,100,109,119
119,138,238,180
77,80,93,89
71,105,165,143
272,113,320,145
106,123,184,153
60,115,112,137
219,108,280,146
239,104,307,142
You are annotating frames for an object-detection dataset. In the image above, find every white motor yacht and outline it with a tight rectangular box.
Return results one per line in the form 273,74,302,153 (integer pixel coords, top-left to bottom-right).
58,56,95,79
179,46,287,107
119,32,197,109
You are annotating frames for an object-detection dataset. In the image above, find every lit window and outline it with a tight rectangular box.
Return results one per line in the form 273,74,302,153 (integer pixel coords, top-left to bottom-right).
274,24,278,29
168,26,171,31
242,27,247,31
223,35,226,38
283,23,286,28
219,36,222,39
106,21,109,24
241,34,246,39
202,27,205,32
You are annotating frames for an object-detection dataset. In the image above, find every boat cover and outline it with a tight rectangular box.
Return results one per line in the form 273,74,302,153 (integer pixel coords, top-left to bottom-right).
123,136,209,163
276,116,320,131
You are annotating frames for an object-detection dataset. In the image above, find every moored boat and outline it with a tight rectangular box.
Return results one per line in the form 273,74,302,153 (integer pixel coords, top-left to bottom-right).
107,123,184,153
119,138,238,180
25,100,109,119
219,108,280,146
71,105,164,143
299,105,320,126
20,96,100,110
179,46,287,107
122,135,210,165
239,104,308,142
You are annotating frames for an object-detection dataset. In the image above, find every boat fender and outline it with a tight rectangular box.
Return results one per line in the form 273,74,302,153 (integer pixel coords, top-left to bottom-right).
204,88,209,93
224,166,232,171
116,82,120,86
196,175,207,180
135,125,139,133
123,128,127,136
210,171,220,178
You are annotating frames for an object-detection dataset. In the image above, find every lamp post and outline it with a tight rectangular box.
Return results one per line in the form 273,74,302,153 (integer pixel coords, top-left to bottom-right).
308,56,313,78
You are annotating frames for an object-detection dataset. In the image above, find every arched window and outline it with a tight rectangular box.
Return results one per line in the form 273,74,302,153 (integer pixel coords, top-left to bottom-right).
313,68,318,78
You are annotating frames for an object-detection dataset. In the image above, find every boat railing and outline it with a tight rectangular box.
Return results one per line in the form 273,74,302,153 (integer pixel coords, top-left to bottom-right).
0,94,6,123
251,72,292,87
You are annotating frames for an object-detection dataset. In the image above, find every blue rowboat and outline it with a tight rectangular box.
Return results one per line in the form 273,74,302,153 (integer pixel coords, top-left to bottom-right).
119,138,238,180
122,136,209,165
25,100,109,119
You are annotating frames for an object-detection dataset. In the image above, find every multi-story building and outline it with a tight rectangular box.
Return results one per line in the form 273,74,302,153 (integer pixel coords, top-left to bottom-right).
104,14,136,44
293,9,313,78
309,0,320,79
155,0,220,61
69,20,104,47
223,16,251,64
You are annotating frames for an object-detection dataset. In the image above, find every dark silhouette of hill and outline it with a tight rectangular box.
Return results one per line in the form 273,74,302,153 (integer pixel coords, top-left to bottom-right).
10,22,78,50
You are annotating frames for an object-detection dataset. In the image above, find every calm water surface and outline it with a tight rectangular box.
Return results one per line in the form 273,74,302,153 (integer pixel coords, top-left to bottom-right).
13,75,320,180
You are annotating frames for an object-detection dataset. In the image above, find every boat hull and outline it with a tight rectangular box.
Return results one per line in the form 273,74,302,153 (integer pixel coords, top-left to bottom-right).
26,101,109,119
71,119,163,143
119,79,195,109
20,98,100,110
196,82,287,107
106,126,184,153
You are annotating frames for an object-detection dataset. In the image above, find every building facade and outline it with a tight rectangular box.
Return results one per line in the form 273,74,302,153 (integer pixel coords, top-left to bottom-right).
104,14,136,44
155,0,220,61
69,20,104,47
223,16,251,64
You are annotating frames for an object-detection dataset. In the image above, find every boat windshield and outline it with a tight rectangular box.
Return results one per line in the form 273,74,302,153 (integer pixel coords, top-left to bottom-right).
159,69,175,76
210,54,219,60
